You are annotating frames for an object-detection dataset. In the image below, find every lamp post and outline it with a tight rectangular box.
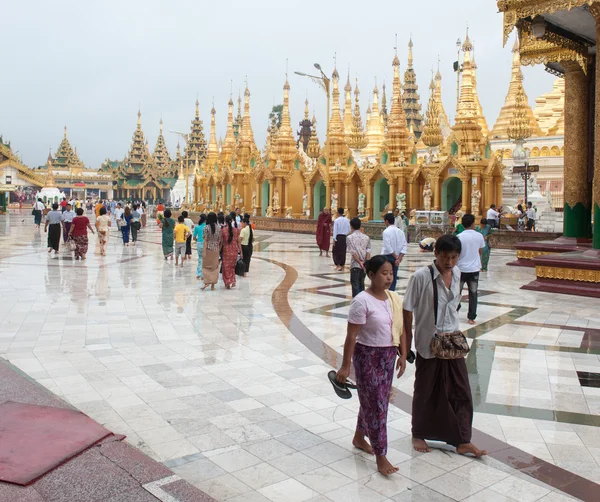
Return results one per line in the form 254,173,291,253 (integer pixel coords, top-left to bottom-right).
294,63,331,134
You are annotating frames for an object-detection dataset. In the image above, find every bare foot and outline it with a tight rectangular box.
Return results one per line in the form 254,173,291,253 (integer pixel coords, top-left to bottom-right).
352,433,374,455
457,443,487,457
326,253,329,258
201,284,209,291
211,285,215,290
412,438,431,453
467,319,476,325
376,455,398,476
319,251,323,256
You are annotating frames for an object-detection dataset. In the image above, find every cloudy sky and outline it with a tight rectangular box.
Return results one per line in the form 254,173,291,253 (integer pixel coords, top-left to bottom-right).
2,0,556,168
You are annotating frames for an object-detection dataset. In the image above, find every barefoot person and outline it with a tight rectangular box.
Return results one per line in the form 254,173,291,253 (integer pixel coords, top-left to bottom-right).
201,212,222,291
336,256,404,476
457,214,485,325
401,235,487,457
316,208,332,257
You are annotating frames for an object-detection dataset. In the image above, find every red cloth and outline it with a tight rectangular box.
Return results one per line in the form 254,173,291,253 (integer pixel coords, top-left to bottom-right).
221,226,240,287
60,200,67,208
71,216,90,237
316,211,332,251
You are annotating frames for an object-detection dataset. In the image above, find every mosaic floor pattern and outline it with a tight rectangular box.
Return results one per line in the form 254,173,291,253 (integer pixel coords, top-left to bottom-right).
0,212,599,501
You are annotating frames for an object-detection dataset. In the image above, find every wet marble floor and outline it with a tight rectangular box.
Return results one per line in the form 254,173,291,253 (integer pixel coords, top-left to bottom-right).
0,211,598,501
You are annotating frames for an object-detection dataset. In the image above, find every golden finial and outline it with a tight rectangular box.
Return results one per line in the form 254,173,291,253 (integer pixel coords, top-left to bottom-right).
393,34,400,67
408,36,414,68
462,24,473,52
374,76,378,94
159,117,163,134
195,98,199,117
244,76,250,96
63,125,67,138
137,108,141,126
345,68,351,93
332,52,339,79
304,97,310,119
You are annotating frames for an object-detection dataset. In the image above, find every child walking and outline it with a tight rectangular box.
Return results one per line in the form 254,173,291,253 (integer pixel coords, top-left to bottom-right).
174,215,191,267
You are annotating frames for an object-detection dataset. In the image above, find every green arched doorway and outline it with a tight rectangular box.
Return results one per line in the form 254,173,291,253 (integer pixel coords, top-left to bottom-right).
373,177,389,220
313,180,326,219
442,177,462,212
261,180,269,216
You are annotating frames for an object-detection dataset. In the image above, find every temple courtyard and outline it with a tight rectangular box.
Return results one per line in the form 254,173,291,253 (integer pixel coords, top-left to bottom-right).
0,212,599,502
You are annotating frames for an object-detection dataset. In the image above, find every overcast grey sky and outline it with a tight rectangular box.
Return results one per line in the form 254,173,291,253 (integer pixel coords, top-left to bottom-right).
2,0,555,168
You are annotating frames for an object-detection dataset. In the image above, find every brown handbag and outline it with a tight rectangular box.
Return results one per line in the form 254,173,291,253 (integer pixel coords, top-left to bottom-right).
428,265,470,359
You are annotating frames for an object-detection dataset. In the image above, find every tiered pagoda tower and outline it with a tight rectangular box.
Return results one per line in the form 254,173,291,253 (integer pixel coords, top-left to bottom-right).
434,65,452,138
347,79,368,152
152,119,175,178
343,73,353,138
421,77,443,149
51,127,84,174
306,112,320,159
402,39,424,138
233,95,243,142
183,100,207,175
380,83,389,130
470,42,490,137
297,98,312,152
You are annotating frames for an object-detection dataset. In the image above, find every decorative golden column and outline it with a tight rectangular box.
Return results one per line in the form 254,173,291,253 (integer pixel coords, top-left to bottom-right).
461,177,470,212
432,176,441,210
388,179,397,212
562,61,591,239
591,3,600,248
343,182,350,214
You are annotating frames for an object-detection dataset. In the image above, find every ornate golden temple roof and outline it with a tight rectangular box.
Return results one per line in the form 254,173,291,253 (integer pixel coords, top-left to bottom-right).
307,112,320,159
491,38,543,139
152,118,174,177
51,126,85,173
402,38,424,138
183,100,207,170
507,71,533,141
382,48,413,164
421,77,443,148
347,79,368,150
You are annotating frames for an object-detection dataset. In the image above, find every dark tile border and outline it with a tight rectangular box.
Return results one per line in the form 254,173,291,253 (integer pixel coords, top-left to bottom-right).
256,256,600,502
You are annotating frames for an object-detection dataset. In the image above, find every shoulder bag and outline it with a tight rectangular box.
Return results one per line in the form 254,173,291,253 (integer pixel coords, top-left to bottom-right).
428,265,470,359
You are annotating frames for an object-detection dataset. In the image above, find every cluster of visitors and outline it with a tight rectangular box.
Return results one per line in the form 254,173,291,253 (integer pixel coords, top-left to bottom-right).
159,209,254,291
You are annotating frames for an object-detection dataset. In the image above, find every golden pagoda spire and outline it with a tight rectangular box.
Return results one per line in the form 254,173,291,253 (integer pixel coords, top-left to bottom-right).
63,125,67,138
452,28,484,157
534,78,565,135
240,82,256,144
422,75,443,148
380,82,389,129
383,43,413,163
307,111,321,159
205,101,219,170
304,97,310,120
363,82,384,157
348,79,368,150
273,74,297,166
178,158,185,180
434,58,450,133
328,65,344,136
137,109,141,128
323,64,351,164
221,96,236,160
491,38,543,139
343,70,353,138
403,37,424,138
195,98,200,118
44,158,57,188
507,71,533,142
234,80,260,170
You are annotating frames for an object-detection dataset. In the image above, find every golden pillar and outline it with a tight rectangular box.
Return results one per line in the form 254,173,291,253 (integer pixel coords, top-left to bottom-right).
432,177,441,211
325,178,331,211
407,180,415,211
461,177,470,213
388,179,397,212
343,182,350,214
562,61,591,238
591,3,600,248
306,182,313,219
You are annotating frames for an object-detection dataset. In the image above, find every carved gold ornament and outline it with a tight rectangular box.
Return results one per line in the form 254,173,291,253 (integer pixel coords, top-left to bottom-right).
516,250,556,259
536,265,600,282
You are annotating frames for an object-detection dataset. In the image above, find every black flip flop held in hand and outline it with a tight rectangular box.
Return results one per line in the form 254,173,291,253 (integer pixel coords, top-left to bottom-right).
328,370,357,400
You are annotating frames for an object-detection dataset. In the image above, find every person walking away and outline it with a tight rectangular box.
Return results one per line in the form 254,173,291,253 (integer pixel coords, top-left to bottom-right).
221,215,241,289
201,212,222,291
61,203,76,243
33,198,45,228
401,212,410,243
68,208,95,260
381,213,407,291
174,215,190,267
526,202,536,231
456,214,485,325
139,201,147,228
332,207,350,271
393,209,404,231
477,218,492,271
486,204,500,229
401,234,486,457
316,208,332,257
336,256,404,475
240,216,254,277
114,203,124,226
45,203,62,255
160,209,176,260
130,204,141,245
182,211,194,262
346,218,371,298
121,206,132,246
60,197,67,213
515,204,526,232
95,200,103,218
95,207,111,256
193,214,207,279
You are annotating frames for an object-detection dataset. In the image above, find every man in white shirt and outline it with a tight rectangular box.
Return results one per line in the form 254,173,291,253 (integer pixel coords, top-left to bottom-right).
332,207,351,271
486,204,500,228
525,202,536,231
61,203,76,242
457,213,485,325
381,213,407,291
393,209,404,231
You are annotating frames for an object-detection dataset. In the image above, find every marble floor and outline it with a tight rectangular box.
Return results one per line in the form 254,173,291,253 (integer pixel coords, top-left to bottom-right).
0,211,599,502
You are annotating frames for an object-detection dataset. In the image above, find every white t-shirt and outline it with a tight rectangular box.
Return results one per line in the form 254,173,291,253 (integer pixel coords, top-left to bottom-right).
526,208,536,220
486,208,500,221
114,208,124,220
457,229,485,273
184,217,194,231
347,292,394,348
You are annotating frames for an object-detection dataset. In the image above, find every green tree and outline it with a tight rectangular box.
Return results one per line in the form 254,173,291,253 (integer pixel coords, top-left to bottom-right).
269,105,283,128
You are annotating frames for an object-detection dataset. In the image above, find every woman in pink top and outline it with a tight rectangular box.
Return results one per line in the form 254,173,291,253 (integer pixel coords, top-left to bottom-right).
336,255,399,476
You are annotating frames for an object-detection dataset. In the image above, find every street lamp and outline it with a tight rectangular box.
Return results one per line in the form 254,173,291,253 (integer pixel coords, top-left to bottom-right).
294,62,331,134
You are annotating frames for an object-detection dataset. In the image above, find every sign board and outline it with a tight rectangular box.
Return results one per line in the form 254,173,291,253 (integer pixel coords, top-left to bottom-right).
513,165,539,174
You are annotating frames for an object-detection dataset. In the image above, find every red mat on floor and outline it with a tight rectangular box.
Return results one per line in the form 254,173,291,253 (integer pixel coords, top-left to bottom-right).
0,401,112,485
